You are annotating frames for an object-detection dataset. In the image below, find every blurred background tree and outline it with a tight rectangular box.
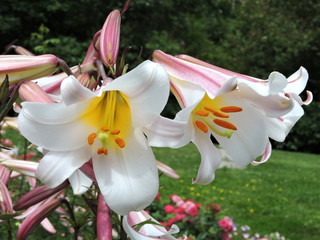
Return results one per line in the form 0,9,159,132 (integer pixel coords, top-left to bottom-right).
1,0,319,152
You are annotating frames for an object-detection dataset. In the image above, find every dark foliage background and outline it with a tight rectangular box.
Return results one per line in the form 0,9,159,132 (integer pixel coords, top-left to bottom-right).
1,0,319,152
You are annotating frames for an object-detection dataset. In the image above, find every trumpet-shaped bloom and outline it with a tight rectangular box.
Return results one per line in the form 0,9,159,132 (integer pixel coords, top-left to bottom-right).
18,60,170,215
150,50,311,185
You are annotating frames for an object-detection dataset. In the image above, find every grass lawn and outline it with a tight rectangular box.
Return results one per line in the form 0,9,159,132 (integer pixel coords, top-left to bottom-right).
153,144,320,240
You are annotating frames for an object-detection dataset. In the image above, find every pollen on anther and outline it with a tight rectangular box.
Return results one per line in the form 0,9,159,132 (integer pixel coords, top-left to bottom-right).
115,138,126,148
97,147,108,155
101,126,109,132
213,119,237,130
195,110,209,117
220,106,243,113
111,129,120,135
195,120,208,133
87,133,97,145
204,106,229,118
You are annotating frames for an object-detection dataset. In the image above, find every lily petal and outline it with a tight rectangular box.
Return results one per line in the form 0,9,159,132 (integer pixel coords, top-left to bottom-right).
285,67,309,94
61,75,98,106
144,116,190,149
213,92,268,168
236,82,293,117
18,101,95,151
93,130,158,215
36,147,91,188
191,132,222,184
123,210,180,240
104,60,170,127
266,100,304,142
69,169,92,195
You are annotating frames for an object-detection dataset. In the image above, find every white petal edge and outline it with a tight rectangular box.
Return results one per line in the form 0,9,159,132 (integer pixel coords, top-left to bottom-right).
285,67,309,95
252,141,272,166
192,131,222,185
123,211,180,240
144,116,191,149
69,169,93,195
36,147,91,188
61,75,99,105
18,101,95,151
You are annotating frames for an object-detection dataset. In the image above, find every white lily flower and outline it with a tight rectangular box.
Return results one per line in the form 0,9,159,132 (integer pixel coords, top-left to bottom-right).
18,60,170,215
150,50,311,185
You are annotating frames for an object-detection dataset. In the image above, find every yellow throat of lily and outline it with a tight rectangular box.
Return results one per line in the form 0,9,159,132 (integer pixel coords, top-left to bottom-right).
82,90,131,155
192,94,242,138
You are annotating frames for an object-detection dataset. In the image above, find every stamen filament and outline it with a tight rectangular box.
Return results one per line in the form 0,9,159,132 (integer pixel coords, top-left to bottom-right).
213,119,237,130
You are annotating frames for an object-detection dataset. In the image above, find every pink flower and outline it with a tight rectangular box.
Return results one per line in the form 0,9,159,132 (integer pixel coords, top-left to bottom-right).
218,217,234,232
170,194,184,206
0,139,13,147
164,204,175,213
182,200,200,217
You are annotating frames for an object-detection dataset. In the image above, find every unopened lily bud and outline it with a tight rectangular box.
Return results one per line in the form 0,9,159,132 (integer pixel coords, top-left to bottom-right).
0,164,10,185
100,10,121,67
0,159,38,177
19,81,55,103
156,160,180,179
0,179,13,214
77,72,96,89
0,54,59,84
13,46,35,56
16,197,62,240
13,181,68,211
97,194,112,240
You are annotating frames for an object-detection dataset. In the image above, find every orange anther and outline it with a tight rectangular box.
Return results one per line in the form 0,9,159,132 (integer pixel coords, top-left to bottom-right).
115,138,126,148
213,119,237,130
87,133,97,145
204,106,229,118
220,106,243,113
101,126,109,132
195,120,208,133
97,147,108,155
195,110,209,117
111,129,121,135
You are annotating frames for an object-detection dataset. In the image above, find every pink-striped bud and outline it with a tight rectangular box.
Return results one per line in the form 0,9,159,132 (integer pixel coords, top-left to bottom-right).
0,54,59,84
0,164,10,185
13,181,68,211
19,81,55,103
77,72,96,89
100,10,121,67
0,179,13,214
0,159,38,177
97,194,112,240
16,197,62,240
156,160,180,179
